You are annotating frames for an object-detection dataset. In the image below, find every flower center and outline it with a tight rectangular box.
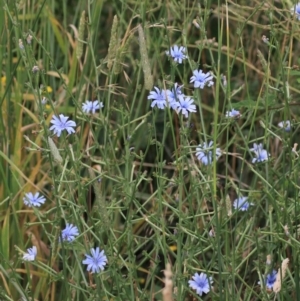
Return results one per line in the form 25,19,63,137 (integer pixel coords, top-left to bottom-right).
181,102,188,109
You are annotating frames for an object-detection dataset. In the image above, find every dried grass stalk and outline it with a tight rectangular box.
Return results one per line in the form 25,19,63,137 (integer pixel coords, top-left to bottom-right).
76,11,86,59
113,34,133,75
138,24,153,90
107,15,118,70
273,258,289,293
257,49,270,76
225,194,232,217
163,263,173,301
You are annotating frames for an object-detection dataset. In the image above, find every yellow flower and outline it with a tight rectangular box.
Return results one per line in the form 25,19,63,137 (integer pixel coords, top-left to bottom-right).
46,86,53,93
169,245,177,252
1,76,6,86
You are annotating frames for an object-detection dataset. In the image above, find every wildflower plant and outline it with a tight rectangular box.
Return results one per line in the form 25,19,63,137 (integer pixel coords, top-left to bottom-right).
82,247,108,273
23,192,46,207
60,223,79,242
291,2,300,20
190,69,214,88
225,108,241,118
82,100,104,114
250,143,264,152
175,95,196,118
250,143,270,163
195,141,221,165
233,196,252,211
259,270,277,290
23,246,37,261
165,45,188,64
2,0,300,300
147,86,167,109
50,114,76,137
188,272,213,296
166,83,184,109
278,120,291,132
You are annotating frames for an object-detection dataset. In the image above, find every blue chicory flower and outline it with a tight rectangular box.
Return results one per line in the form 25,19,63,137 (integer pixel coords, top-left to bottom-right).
250,143,269,163
233,196,252,211
148,86,167,109
166,45,188,64
196,141,221,165
190,69,214,89
82,100,103,114
188,272,213,296
82,247,108,273
265,270,277,289
291,2,300,20
278,120,291,132
23,246,37,261
166,83,184,109
252,149,269,163
23,192,46,207
225,109,241,118
60,223,79,242
250,143,264,152
50,114,76,137
258,270,277,290
176,95,196,118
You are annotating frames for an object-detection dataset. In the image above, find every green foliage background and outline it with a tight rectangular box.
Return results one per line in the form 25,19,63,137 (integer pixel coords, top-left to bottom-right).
1,0,300,300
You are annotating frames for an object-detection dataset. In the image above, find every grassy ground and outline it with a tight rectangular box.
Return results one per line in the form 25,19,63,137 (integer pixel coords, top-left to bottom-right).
1,0,300,300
